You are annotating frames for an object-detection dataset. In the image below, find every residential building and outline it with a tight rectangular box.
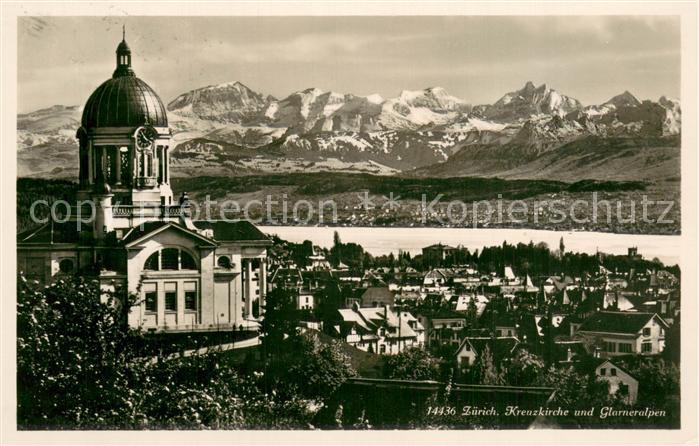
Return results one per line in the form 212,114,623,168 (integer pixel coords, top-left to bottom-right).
594,359,639,404
455,336,520,367
335,304,425,354
576,311,668,357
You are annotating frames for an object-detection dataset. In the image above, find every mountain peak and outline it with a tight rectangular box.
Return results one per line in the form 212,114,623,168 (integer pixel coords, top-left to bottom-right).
487,81,581,121
366,93,384,104
166,80,270,122
605,90,641,108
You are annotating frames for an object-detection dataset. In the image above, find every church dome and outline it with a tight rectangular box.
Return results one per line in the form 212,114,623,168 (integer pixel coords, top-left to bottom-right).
81,76,168,128
81,33,167,129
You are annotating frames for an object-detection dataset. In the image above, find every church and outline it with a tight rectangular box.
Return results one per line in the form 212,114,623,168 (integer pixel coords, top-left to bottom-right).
17,33,271,332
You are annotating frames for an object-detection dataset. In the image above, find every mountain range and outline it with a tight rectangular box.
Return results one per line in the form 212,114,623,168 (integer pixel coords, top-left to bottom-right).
17,81,681,182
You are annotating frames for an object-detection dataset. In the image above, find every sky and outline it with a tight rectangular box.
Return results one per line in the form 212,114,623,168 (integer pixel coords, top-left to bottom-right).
18,16,680,113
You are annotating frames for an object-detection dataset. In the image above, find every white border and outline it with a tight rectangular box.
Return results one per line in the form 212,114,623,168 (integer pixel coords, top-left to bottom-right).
1,2,696,445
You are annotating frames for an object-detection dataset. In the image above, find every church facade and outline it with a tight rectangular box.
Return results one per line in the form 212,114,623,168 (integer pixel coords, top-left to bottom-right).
17,34,270,332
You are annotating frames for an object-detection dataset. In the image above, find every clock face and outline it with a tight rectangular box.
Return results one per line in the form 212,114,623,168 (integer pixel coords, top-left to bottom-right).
135,127,156,149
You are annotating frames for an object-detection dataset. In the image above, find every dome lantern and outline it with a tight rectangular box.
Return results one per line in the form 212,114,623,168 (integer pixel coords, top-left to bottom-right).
113,25,134,78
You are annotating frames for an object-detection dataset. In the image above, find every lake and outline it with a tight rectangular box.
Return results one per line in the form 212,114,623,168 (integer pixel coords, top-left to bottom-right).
259,226,682,266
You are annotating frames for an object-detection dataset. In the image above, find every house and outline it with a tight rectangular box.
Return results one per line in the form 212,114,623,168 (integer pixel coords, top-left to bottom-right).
269,267,303,291
454,294,489,316
422,243,458,267
582,358,639,404
361,271,387,288
297,291,315,310
493,312,518,338
576,311,668,357
361,287,396,307
423,268,455,287
455,336,520,367
16,36,271,333
307,247,331,271
335,304,425,354
416,309,467,347
543,275,576,295
597,359,639,404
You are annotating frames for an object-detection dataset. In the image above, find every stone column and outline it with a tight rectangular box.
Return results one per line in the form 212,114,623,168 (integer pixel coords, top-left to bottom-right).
245,259,253,318
115,148,122,185
87,142,94,184
259,258,267,315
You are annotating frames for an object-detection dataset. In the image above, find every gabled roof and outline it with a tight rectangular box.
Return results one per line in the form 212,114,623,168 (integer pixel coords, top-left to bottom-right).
417,307,466,321
17,220,89,245
122,221,217,248
337,306,422,339
270,267,303,284
576,357,638,382
578,311,668,335
457,336,520,359
193,220,271,243
423,243,457,250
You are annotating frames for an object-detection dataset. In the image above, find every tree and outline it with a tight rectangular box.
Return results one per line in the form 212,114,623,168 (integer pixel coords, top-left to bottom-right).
285,334,356,400
465,296,479,327
505,349,544,386
260,287,301,357
536,366,611,426
17,274,316,429
471,345,506,385
17,275,138,427
383,348,441,381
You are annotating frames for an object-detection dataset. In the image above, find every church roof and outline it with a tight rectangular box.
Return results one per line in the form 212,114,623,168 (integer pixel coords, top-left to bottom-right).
81,36,167,129
121,221,217,248
82,76,168,128
17,221,88,245
193,220,271,244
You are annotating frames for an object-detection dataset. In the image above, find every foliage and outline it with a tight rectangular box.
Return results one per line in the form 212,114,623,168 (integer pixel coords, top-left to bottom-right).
470,345,506,385
383,348,441,381
260,287,302,356
505,349,545,386
284,334,357,400
17,275,316,429
17,275,138,427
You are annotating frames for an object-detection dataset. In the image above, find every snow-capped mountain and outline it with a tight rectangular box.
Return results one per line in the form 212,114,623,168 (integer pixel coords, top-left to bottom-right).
17,105,82,150
604,90,642,108
659,96,681,136
480,81,582,122
17,80,682,181
262,88,384,134
168,81,273,123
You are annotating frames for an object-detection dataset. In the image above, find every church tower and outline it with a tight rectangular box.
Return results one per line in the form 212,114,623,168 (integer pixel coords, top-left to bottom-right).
76,29,173,216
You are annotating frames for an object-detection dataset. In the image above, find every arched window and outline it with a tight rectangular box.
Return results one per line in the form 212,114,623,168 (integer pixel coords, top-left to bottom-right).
144,252,159,270
59,258,74,273
143,248,199,272
161,248,179,270
217,255,232,269
181,251,197,270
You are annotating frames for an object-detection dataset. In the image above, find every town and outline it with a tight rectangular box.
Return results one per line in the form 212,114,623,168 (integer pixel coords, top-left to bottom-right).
257,233,681,426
